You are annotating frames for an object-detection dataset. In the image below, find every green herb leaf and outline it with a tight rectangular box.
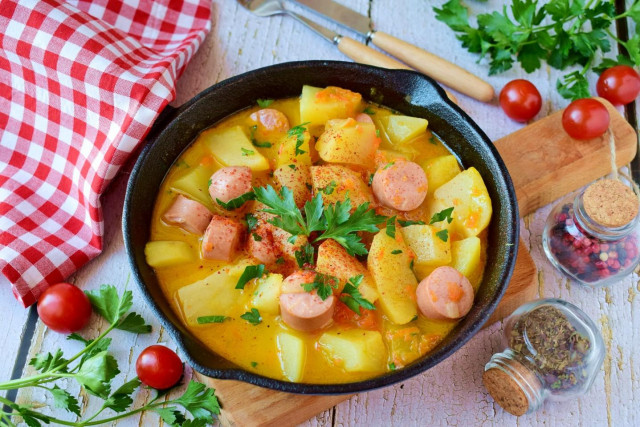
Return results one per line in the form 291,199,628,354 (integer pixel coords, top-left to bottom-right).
363,107,376,115
246,213,258,231
173,380,221,419
76,350,120,398
255,185,306,236
117,312,152,334
319,180,337,195
251,361,258,368
389,362,396,371
556,70,590,101
436,229,449,242
340,275,376,315
240,308,262,325
430,207,454,224
398,219,425,227
383,162,395,170
294,242,315,268
316,198,386,256
252,232,263,242
241,147,255,156
103,377,142,413
257,99,274,107
29,349,68,373
197,315,230,324
368,173,374,186
85,285,132,325
216,191,256,211
276,256,285,264
302,273,339,301
50,385,81,415
235,264,265,289
391,249,402,254
386,216,397,239
287,122,310,155
154,408,187,426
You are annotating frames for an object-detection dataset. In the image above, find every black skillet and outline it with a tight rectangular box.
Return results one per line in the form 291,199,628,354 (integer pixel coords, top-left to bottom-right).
123,61,519,394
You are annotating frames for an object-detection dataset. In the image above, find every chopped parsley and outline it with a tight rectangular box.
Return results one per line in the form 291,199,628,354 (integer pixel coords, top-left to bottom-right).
288,164,296,170
363,107,376,115
197,315,229,324
257,99,274,107
251,361,258,368
436,229,449,242
287,122,310,156
398,219,426,227
430,207,454,224
240,308,262,325
389,363,396,371
386,216,397,239
245,213,258,231
391,249,403,254
340,275,376,315
235,264,265,289
249,125,273,148
294,242,315,268
383,162,395,170
319,180,337,195
302,273,339,301
252,232,262,242
275,256,285,265
241,147,255,156
216,191,256,210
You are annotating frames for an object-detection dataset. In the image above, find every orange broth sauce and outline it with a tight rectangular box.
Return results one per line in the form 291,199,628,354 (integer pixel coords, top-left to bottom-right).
150,97,480,383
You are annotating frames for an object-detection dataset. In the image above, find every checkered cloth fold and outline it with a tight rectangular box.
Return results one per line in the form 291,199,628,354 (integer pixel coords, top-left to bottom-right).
0,0,211,307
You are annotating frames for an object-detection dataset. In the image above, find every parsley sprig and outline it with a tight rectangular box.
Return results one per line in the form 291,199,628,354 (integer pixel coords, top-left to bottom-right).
434,0,640,100
0,285,219,426
340,275,376,315
254,185,386,256
287,122,310,156
302,273,340,300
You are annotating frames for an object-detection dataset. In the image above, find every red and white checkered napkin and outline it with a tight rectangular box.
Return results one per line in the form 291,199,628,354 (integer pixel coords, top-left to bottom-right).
0,0,211,307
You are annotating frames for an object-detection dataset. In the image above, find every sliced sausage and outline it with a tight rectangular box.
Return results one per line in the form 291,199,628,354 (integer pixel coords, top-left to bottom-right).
355,113,374,124
247,221,281,265
281,270,318,294
250,108,290,133
416,266,474,320
201,215,244,261
208,166,252,204
279,270,336,331
372,161,428,211
280,293,336,332
163,194,213,235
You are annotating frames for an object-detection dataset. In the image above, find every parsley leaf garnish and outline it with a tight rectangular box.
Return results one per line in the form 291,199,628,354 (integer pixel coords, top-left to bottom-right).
386,216,397,238
241,147,255,156
216,191,256,210
383,162,395,170
235,264,266,289
430,207,454,224
391,249,402,254
287,122,310,155
240,308,262,325
294,242,315,268
246,213,258,231
436,229,449,242
319,180,337,195
340,275,376,315
257,99,274,107
249,124,272,148
363,107,376,115
398,219,425,227
197,315,230,324
302,273,339,300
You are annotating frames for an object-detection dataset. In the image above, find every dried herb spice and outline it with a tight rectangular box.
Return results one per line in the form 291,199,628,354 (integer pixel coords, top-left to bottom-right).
509,305,590,392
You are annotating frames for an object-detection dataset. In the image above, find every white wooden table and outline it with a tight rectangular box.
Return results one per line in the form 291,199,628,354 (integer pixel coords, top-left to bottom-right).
2,1,639,426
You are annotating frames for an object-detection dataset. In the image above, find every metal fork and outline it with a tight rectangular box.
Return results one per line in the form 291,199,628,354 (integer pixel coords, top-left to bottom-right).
237,0,412,71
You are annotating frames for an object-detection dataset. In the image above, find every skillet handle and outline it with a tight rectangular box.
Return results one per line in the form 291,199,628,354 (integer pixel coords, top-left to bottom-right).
370,31,495,103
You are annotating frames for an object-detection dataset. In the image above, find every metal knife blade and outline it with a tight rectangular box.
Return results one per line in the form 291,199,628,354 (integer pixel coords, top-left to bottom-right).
288,0,371,37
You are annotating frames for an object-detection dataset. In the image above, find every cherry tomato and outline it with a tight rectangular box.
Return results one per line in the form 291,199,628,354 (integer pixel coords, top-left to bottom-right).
136,345,183,389
562,99,610,140
596,65,640,106
37,282,92,334
499,79,542,122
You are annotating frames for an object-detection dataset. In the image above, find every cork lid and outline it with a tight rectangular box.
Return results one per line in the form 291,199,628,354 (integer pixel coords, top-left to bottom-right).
583,179,639,228
483,368,530,416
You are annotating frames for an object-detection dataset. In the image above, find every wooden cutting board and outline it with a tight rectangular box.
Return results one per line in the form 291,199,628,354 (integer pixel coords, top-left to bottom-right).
197,98,637,427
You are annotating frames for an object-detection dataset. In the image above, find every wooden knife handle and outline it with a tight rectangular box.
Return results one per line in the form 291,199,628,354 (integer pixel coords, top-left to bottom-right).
337,36,412,71
370,31,495,103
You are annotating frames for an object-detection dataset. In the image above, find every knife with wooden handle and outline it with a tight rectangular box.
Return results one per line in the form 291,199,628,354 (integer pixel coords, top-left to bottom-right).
288,0,495,103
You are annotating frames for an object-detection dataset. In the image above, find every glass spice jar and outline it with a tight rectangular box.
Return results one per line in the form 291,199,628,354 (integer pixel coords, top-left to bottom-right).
483,299,605,416
542,179,640,287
